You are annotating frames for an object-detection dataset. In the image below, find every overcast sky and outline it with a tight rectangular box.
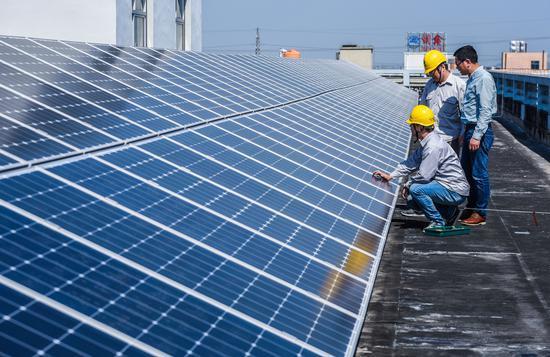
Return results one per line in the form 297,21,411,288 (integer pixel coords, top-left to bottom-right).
202,0,550,68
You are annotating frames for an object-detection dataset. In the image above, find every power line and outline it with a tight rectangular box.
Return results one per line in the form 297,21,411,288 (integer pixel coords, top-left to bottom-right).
204,28,255,33
205,35,550,52
204,17,550,36
203,43,255,49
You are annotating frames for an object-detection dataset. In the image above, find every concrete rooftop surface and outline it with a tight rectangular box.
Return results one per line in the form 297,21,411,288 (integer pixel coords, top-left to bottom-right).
357,120,550,356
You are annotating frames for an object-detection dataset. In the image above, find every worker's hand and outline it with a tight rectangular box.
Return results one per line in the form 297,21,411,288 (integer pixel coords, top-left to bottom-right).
401,186,409,200
372,170,391,182
469,138,480,151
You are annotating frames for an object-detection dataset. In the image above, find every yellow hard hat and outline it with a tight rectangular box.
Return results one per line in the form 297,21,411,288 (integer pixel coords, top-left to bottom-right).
406,105,435,126
423,50,447,74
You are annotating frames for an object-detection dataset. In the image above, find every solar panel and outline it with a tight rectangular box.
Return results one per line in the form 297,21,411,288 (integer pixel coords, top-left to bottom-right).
0,36,416,356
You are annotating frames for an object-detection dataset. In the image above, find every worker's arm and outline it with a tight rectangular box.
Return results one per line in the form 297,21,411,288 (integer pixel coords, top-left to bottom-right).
388,148,423,183
372,147,422,183
470,75,496,150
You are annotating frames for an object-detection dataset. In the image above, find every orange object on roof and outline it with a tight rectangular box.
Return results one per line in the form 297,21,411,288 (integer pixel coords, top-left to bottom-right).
282,49,301,59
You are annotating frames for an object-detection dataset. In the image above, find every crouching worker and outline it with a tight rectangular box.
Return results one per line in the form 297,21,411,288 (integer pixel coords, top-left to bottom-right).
373,105,470,231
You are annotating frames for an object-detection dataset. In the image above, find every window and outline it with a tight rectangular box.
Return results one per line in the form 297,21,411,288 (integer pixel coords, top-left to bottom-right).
531,61,540,70
176,0,186,50
133,0,147,47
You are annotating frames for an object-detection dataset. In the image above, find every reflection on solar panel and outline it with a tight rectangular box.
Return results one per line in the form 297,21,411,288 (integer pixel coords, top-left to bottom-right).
0,36,416,356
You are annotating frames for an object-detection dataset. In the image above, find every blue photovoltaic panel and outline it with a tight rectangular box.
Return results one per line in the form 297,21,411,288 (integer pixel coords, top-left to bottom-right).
0,36,417,356
98,45,249,115
0,86,114,150
0,115,73,161
0,39,186,130
0,283,147,356
30,39,216,123
0,37,384,170
0,35,381,172
0,154,18,167
0,205,307,356
138,138,382,260
166,129,386,249
0,61,150,144
171,52,286,108
0,171,356,355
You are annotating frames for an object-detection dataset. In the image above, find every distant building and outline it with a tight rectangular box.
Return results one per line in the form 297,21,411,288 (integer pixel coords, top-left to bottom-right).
336,45,373,70
404,51,452,71
0,0,202,51
501,52,547,70
280,48,301,59
403,52,425,71
492,70,550,144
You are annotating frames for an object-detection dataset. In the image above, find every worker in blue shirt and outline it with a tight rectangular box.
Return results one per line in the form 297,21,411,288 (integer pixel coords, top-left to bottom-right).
453,45,497,226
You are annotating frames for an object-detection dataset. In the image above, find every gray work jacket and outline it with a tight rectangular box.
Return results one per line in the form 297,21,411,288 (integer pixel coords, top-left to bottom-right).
390,132,470,196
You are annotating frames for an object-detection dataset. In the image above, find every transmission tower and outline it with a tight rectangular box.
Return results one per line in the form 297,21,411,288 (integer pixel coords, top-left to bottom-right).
255,27,261,56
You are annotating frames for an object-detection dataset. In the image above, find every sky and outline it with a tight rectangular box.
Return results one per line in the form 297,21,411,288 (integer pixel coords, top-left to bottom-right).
202,0,550,68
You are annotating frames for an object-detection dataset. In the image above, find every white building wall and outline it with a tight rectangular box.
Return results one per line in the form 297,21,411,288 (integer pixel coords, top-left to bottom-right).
116,0,133,46
0,0,117,44
404,53,426,71
187,0,202,51
404,52,450,71
151,0,175,49
0,0,202,50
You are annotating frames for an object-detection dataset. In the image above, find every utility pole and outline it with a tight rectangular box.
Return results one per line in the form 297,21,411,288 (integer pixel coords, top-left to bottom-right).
255,27,261,56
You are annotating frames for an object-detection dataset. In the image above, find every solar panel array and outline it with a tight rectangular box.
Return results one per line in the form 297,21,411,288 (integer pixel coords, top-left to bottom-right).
0,36,416,356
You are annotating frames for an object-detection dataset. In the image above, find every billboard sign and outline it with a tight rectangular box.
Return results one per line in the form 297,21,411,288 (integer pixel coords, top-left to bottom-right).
407,32,446,52
407,33,421,50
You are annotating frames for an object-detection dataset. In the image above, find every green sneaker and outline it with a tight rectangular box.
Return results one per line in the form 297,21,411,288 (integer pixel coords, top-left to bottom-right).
423,221,445,233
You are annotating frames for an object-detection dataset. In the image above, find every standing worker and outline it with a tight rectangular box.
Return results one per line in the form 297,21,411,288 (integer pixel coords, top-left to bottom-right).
400,50,466,219
454,45,497,226
373,105,469,231
421,50,466,154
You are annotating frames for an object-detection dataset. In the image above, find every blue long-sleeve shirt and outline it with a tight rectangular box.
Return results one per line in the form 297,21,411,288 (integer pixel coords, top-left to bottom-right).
460,66,497,140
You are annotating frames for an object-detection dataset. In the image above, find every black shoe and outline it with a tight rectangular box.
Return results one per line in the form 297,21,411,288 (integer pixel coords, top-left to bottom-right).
400,208,424,218
446,207,460,226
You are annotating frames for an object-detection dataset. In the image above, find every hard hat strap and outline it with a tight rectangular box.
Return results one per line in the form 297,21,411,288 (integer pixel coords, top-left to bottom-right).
412,125,420,143
435,65,443,84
